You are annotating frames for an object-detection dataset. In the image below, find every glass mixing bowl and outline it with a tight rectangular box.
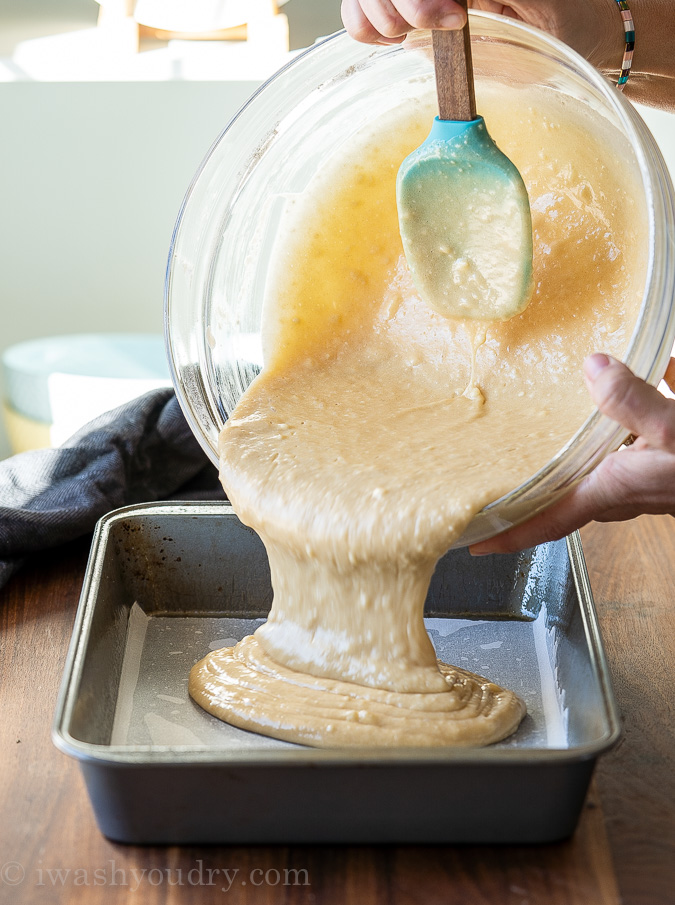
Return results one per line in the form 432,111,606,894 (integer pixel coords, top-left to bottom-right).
165,13,675,547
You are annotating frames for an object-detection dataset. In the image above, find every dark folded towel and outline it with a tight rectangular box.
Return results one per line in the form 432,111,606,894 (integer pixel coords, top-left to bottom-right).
0,389,224,591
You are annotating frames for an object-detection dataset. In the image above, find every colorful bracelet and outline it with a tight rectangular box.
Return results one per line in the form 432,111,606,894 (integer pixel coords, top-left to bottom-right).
615,0,635,90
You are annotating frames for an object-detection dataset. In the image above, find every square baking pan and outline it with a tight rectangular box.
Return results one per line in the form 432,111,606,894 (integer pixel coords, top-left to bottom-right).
53,501,620,844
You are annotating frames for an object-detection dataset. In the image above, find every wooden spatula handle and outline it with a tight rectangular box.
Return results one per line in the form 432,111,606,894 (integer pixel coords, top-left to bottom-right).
432,1,477,122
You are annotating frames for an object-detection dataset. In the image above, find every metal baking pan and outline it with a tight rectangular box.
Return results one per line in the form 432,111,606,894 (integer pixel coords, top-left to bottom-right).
53,501,620,844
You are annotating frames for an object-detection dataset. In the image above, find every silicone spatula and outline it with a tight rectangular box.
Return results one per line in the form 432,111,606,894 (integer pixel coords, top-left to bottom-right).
397,7,533,321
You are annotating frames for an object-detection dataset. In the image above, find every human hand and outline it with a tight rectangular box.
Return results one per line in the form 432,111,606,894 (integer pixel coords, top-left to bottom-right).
469,354,675,555
341,0,622,70
341,0,467,45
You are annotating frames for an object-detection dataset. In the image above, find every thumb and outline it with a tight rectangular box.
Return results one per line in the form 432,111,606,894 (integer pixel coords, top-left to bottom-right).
584,354,675,450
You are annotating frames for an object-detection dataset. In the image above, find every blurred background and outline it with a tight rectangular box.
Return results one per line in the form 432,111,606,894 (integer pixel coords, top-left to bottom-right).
0,0,673,458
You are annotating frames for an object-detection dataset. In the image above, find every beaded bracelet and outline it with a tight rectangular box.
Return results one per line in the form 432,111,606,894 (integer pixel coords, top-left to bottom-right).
615,0,635,90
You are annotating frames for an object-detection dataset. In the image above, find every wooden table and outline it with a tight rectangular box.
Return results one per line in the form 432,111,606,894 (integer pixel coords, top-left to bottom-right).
1,515,674,905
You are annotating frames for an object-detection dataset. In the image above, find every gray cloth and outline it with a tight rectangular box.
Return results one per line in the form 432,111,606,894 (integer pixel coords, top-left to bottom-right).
0,389,224,591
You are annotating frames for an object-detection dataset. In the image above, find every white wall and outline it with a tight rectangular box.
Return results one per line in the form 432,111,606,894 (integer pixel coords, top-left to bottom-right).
0,80,259,456
638,103,675,177
0,83,261,345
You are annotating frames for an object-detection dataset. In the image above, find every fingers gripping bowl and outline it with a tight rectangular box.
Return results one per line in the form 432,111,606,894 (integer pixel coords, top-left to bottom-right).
165,13,675,548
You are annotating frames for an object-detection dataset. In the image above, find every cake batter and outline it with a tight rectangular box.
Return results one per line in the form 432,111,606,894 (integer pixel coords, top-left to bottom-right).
190,82,646,747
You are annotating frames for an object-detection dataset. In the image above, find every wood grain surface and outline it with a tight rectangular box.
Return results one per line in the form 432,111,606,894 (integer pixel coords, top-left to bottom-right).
432,3,477,122
1,516,674,905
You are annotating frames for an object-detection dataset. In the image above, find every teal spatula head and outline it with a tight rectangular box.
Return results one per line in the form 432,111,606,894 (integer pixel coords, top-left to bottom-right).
397,17,533,322
397,115,533,321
